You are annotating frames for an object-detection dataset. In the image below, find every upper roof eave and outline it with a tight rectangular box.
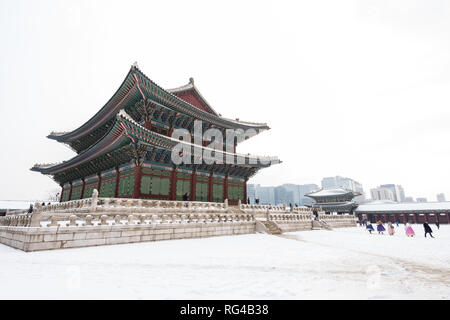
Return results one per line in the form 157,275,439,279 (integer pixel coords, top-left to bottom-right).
46,65,271,148
33,110,280,176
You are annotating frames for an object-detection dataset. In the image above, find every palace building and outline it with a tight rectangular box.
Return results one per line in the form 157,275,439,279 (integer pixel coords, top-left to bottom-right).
32,64,280,204
305,188,361,214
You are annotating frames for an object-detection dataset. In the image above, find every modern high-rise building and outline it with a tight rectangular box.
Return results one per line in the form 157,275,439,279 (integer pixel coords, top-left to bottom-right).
404,197,414,203
321,176,364,203
416,197,427,203
437,193,446,202
247,183,319,206
379,184,405,202
247,184,276,205
370,187,395,201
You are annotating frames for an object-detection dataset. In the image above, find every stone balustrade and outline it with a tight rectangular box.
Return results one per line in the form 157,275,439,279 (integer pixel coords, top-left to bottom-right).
33,197,230,215
269,213,312,222
29,211,255,228
0,214,33,227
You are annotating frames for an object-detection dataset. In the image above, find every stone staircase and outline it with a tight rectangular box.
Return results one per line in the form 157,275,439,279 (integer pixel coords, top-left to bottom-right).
312,220,333,230
260,221,283,235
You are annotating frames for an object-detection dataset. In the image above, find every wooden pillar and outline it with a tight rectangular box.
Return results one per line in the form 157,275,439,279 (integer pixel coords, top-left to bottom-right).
224,174,229,202
80,179,86,200
144,120,151,130
208,172,213,202
133,165,142,199
59,185,64,203
244,178,248,204
97,174,102,195
414,213,418,224
68,182,73,201
190,170,196,201
114,167,120,198
447,212,450,224
169,166,177,201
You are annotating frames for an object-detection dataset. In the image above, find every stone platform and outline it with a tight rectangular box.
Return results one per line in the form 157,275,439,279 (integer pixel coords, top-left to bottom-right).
0,196,357,251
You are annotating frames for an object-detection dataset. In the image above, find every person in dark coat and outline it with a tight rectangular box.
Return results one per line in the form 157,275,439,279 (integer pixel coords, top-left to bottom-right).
435,221,440,230
182,193,189,201
423,221,434,238
27,204,33,214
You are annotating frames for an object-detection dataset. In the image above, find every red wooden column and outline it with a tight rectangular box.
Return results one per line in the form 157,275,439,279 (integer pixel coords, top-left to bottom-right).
208,172,213,202
59,186,64,202
144,120,151,130
223,174,229,202
133,165,142,199
114,167,120,198
447,212,450,224
244,178,248,204
80,179,86,199
414,213,418,224
169,166,177,201
190,170,196,201
97,173,102,194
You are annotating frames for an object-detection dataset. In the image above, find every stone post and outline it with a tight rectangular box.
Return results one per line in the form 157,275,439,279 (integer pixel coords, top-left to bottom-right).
91,189,99,212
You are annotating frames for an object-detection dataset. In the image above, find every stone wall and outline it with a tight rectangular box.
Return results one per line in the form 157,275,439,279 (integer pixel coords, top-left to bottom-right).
0,221,255,252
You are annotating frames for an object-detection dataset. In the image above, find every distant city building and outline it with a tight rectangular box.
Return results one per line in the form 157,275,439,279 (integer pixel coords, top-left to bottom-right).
321,176,365,203
370,187,395,201
248,183,319,206
416,197,427,203
437,193,446,202
247,184,275,205
379,184,405,202
404,197,414,203
274,186,294,205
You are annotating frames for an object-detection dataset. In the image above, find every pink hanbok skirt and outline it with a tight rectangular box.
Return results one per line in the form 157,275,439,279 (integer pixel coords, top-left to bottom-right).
405,226,415,237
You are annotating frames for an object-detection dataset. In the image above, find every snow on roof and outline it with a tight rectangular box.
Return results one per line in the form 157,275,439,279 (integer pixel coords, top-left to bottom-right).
356,201,450,212
306,188,355,197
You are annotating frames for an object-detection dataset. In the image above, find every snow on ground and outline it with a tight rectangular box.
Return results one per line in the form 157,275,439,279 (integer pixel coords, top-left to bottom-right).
0,224,448,299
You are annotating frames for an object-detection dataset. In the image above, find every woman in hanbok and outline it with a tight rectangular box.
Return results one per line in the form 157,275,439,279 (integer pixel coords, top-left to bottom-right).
405,222,415,237
376,220,386,234
387,222,395,236
366,222,374,234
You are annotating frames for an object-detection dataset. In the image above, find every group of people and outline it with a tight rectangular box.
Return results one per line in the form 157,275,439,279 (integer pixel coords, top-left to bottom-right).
361,219,439,238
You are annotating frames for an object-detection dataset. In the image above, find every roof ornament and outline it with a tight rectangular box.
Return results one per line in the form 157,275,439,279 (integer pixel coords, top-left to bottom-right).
189,77,194,84
132,61,139,69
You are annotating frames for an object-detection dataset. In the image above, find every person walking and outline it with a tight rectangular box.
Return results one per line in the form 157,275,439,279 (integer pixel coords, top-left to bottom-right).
366,222,374,234
435,221,440,230
423,221,434,238
182,193,189,201
405,222,415,237
387,222,395,236
395,221,399,227
27,204,33,214
376,220,386,234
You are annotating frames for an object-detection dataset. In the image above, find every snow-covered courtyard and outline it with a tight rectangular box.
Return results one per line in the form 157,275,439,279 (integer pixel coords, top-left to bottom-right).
0,224,448,299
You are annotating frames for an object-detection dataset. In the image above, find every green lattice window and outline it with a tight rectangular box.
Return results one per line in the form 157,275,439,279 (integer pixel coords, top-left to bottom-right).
176,179,191,200
118,176,134,196
196,182,208,202
100,180,116,198
140,175,170,196
213,184,224,202
61,189,69,202
228,183,244,200
71,186,82,200
83,183,97,199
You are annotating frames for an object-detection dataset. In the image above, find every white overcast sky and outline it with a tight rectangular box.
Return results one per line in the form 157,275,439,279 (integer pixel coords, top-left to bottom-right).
1,0,450,201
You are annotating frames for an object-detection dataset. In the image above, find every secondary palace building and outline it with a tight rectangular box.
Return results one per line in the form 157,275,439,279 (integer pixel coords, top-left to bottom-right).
32,64,280,205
